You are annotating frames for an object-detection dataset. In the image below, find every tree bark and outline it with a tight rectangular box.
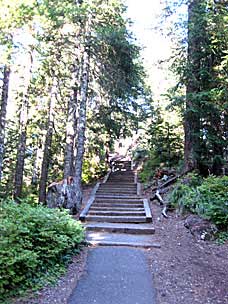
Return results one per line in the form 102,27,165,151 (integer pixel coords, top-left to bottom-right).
38,83,56,203
0,65,10,182
64,64,80,178
183,0,201,173
31,140,43,186
14,50,33,199
71,48,90,213
64,89,77,178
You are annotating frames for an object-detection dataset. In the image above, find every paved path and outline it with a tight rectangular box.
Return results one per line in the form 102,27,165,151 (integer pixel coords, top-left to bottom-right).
67,247,156,304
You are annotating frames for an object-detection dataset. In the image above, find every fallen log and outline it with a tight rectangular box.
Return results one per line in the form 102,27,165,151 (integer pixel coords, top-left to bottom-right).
151,171,192,218
155,190,168,218
155,190,164,205
152,175,179,193
150,175,182,218
160,175,178,188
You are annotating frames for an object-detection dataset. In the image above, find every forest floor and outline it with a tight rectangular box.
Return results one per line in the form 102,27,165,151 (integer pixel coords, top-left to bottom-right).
14,184,228,304
148,198,228,304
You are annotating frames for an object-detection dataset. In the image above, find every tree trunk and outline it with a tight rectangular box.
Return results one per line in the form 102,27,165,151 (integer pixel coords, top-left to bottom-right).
64,64,80,178
183,0,201,173
64,89,77,178
71,49,90,213
0,65,10,182
38,83,56,203
31,140,43,187
14,50,33,199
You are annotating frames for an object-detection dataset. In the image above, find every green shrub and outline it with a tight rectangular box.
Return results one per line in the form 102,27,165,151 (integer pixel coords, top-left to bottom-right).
169,173,203,211
82,157,108,184
139,157,160,183
170,175,228,228
169,183,195,211
216,231,228,245
0,200,85,300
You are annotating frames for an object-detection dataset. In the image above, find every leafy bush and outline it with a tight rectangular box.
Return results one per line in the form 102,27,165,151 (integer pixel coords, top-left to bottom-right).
82,157,108,183
170,175,228,228
0,200,85,300
139,157,160,183
169,173,202,211
216,231,228,245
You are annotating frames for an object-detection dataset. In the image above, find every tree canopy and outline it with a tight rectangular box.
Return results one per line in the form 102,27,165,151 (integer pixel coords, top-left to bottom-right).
0,0,149,211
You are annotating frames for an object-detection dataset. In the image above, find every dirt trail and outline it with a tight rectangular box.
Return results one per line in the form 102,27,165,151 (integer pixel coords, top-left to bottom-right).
147,200,228,304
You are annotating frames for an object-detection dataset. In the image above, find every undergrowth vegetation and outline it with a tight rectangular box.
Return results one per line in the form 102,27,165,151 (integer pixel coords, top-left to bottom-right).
0,200,85,301
169,175,228,229
138,157,160,183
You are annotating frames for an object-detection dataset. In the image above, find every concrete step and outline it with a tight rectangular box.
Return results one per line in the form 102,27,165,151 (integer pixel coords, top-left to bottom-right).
85,222,155,234
97,188,137,192
94,200,143,205
110,176,134,177
98,186,136,190
92,203,144,208
110,172,133,175
101,184,136,187
86,232,161,248
96,191,137,195
95,194,140,199
97,192,137,195
95,198,143,203
107,181,135,184
107,181,135,185
108,176,134,179
90,206,145,211
108,174,135,179
97,186,136,189
108,178,134,180
85,215,147,223
88,211,146,216
94,200,143,204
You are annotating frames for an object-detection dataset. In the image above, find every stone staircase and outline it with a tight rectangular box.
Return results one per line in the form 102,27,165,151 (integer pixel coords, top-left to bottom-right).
80,160,160,248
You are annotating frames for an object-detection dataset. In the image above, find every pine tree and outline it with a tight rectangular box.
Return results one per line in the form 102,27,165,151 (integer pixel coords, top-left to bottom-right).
14,48,34,199
39,81,56,203
0,64,10,181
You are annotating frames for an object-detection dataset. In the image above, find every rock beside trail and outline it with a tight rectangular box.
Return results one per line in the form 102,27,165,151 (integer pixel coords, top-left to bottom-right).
184,215,218,241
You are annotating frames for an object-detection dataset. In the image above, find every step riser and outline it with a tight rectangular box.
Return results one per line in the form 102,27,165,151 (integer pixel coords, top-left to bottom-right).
95,195,139,198
97,192,137,195
107,182,135,184
99,186,136,189
95,199,142,202
90,207,145,211
95,199,143,203
87,241,160,248
108,176,134,178
85,216,147,223
88,211,146,216
94,200,143,204
108,177,134,178
92,204,144,208
86,227,155,235
102,187,136,189
101,184,136,187
107,178,135,185
97,189,137,192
